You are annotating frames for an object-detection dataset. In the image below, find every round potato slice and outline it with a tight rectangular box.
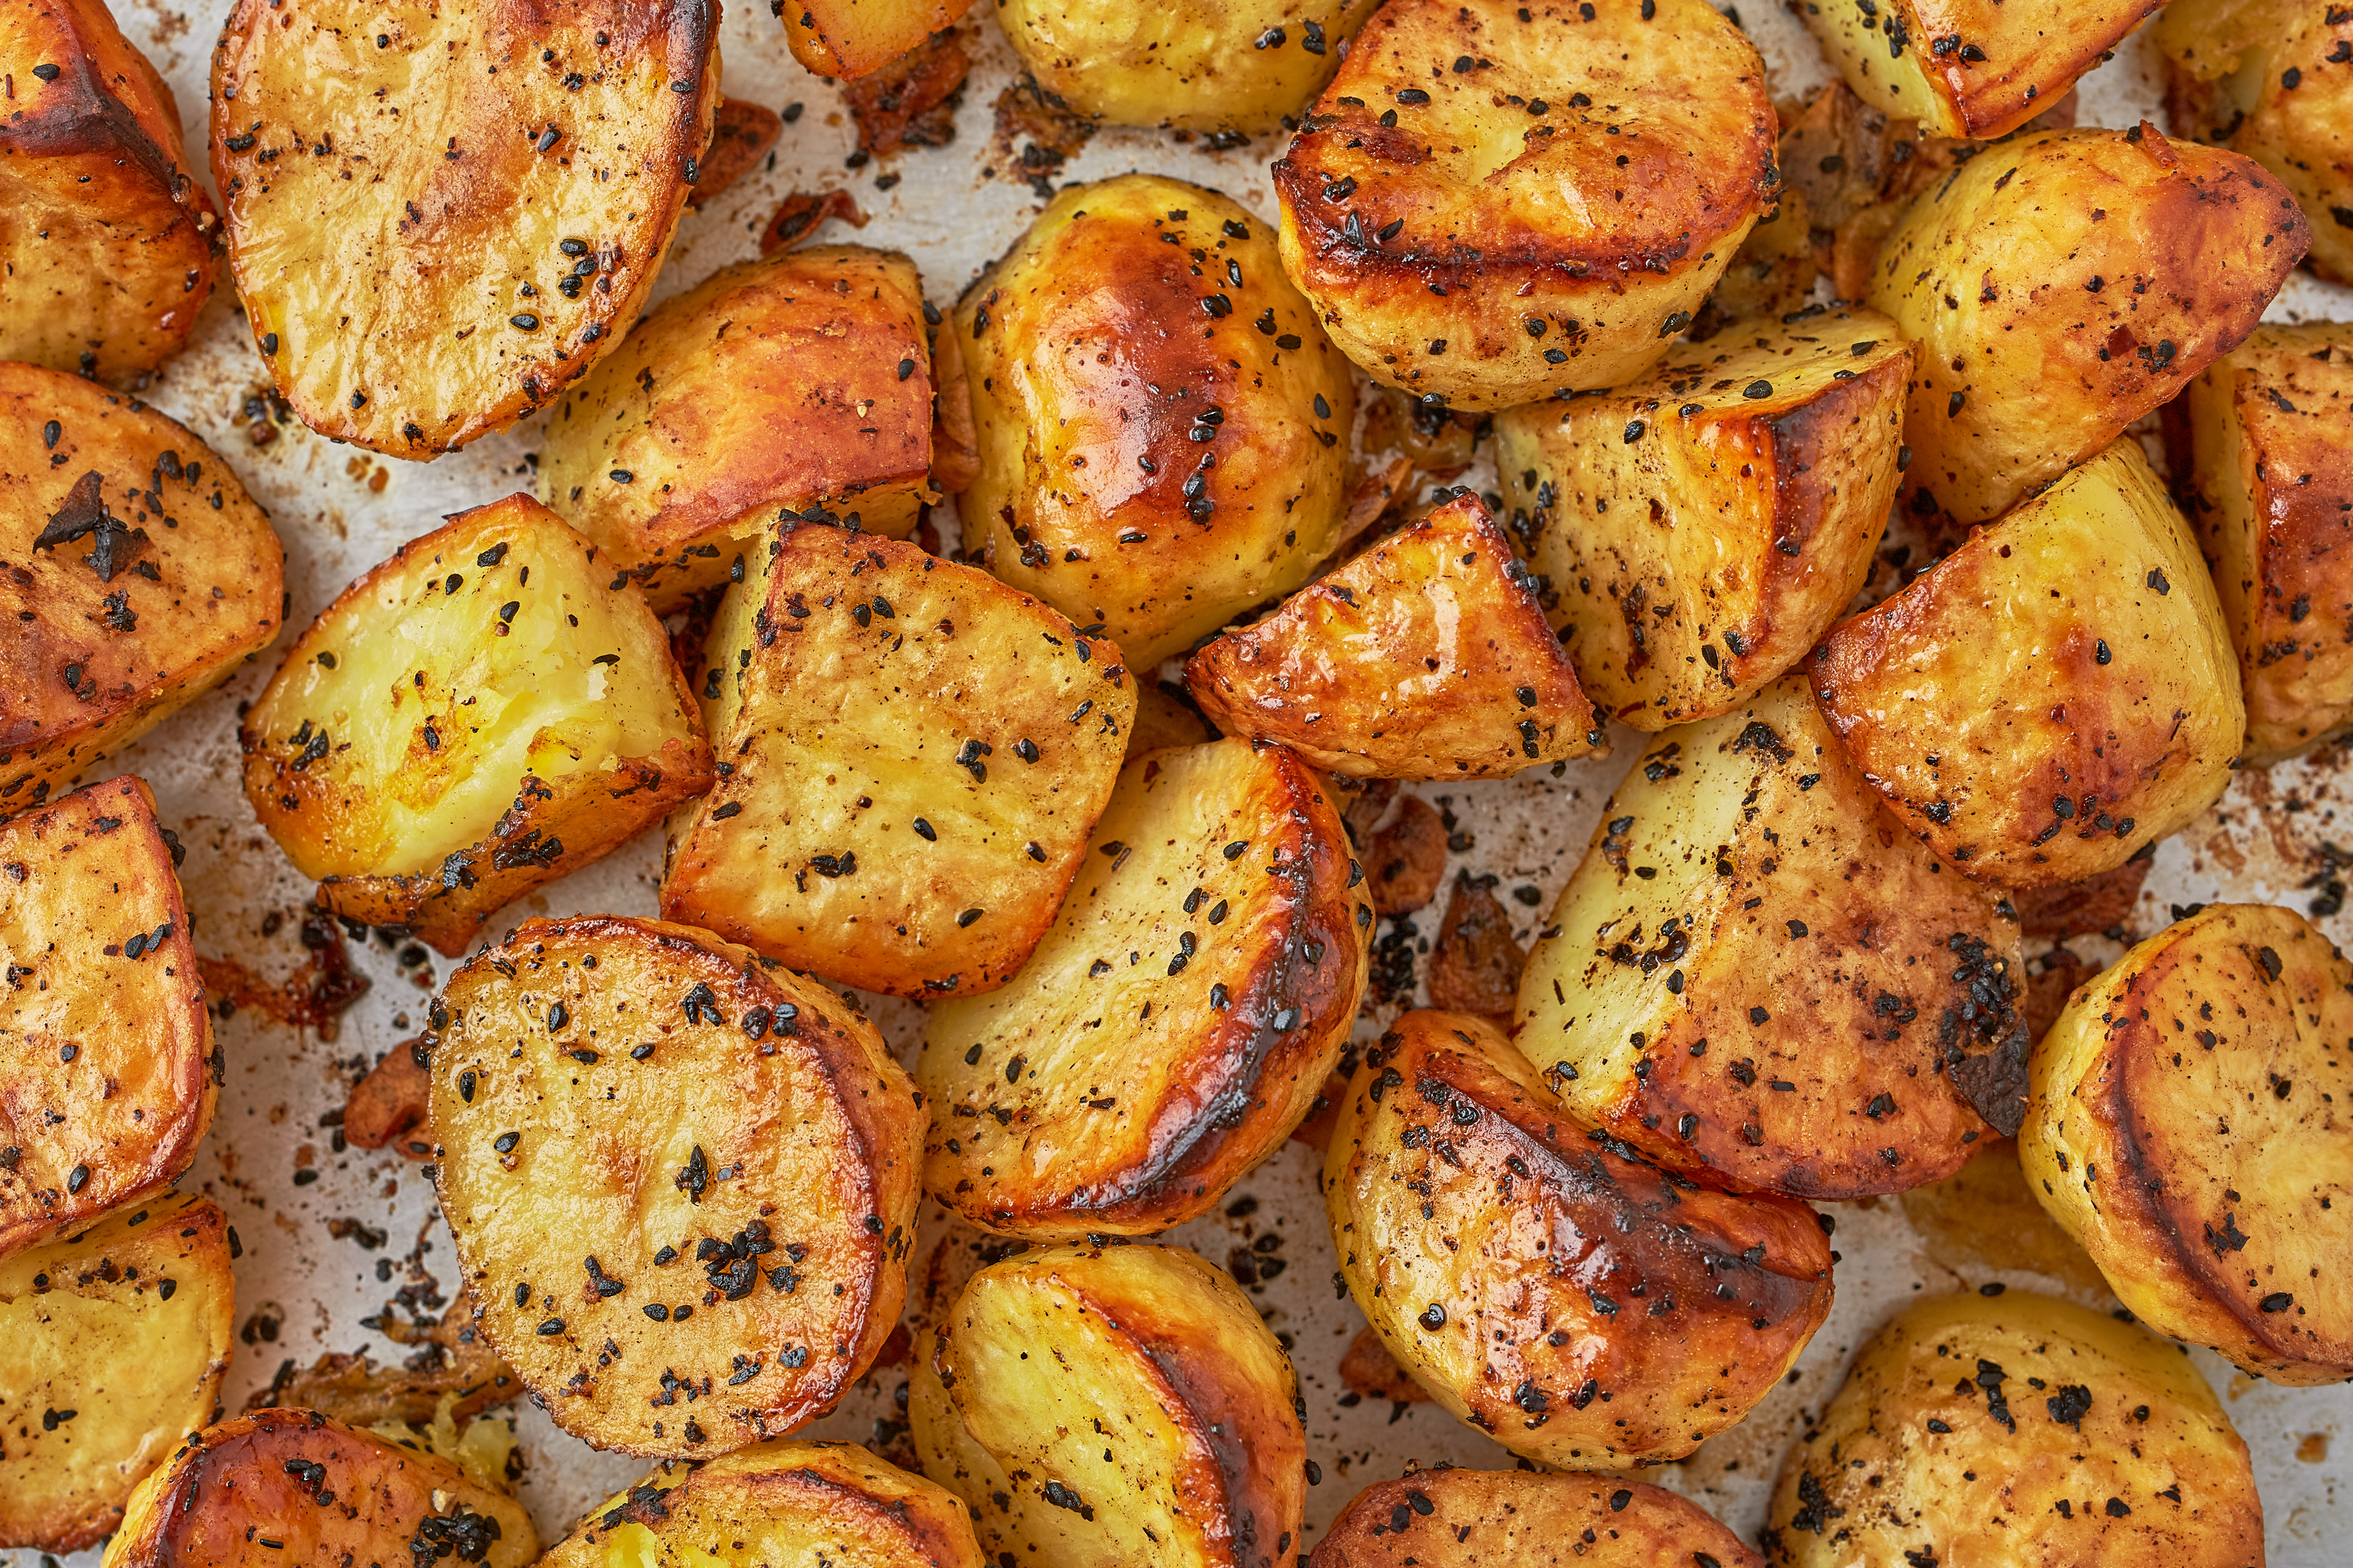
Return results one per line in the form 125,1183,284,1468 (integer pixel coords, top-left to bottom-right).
427,915,925,1458
1313,1468,1762,1567
997,0,1379,132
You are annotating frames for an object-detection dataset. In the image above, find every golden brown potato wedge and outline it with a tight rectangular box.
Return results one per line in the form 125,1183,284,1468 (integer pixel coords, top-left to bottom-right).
2025,904,2353,1385
996,0,1378,133
661,524,1134,998
539,247,936,612
241,493,713,955
210,0,718,455
1,776,214,1258
428,915,924,1458
1183,493,1601,779
1312,1468,1763,1567
1513,675,2027,1197
1763,1291,2262,1567
782,0,976,80
0,1191,234,1553
1326,1011,1833,1467
1272,0,1776,411
960,172,1356,668
1812,441,2241,888
910,1241,1306,1568
1494,307,1913,730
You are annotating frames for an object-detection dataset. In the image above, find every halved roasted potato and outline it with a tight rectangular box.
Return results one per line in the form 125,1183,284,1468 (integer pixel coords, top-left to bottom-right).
919,737,1370,1236
241,494,713,955
428,915,924,1458
1313,1468,1762,1567
210,0,718,455
1272,0,1776,411
2,363,284,810
1494,307,1913,730
1326,1010,1833,1466
910,1241,1306,1568
1183,493,1601,779
1,1191,234,1553
960,172,1356,668
538,247,936,612
782,0,976,79
1763,1291,2262,1566
1812,440,2241,888
0,776,214,1258
1865,124,2306,527
662,524,1134,998
996,0,1378,132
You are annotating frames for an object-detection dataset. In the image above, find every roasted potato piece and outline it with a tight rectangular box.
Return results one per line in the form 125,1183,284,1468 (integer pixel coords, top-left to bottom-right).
782,0,976,80
1183,493,1601,779
1,776,214,1257
910,1241,1306,1568
102,1408,538,1568
995,0,1378,133
1,1192,234,1553
1272,0,1776,411
1494,307,1913,730
1865,124,2306,527
1514,675,2027,1196
1812,441,2241,888
960,173,1356,668
688,98,783,210
662,525,1134,998
241,494,713,956
2025,904,2353,1384
1312,1468,1762,1567
919,738,1370,1236
254,1290,520,1430
210,0,718,456
539,247,936,612
1763,1291,2262,1566
1326,1011,1833,1466
428,915,924,1458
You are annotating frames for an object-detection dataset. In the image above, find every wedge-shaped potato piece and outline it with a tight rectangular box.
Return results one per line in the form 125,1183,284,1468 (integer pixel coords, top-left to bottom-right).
1514,676,2028,1196
429,916,924,1458
1866,125,2306,527
662,525,1134,998
920,738,1370,1236
1763,1291,2262,1567
210,0,718,456
911,1241,1306,1568
783,0,976,79
242,494,712,955
1813,441,2241,888
961,173,1356,668
1494,308,1913,730
540,247,937,612
1313,1468,1762,1567
997,0,1377,133
1184,494,1600,779
1,1192,234,1553
1272,0,1776,411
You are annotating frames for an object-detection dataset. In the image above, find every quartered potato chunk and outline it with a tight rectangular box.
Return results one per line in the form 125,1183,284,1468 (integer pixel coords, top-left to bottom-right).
2025,904,2353,1385
242,494,713,955
0,776,214,1258
1325,1011,1833,1467
910,1241,1306,1568
662,525,1134,999
428,916,924,1458
0,1192,234,1553
1494,307,1913,730
782,0,975,79
539,247,937,612
1183,493,1601,779
1764,1291,2262,1567
920,738,1371,1237
210,0,719,455
996,0,1378,132
1272,0,1777,411
1514,676,2028,1197
1,363,284,811
1812,441,2241,888
1312,1468,1762,1567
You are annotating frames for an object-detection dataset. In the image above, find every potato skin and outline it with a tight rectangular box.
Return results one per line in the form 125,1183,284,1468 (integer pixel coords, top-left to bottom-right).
782,0,976,79
1801,0,2165,140
1273,0,1776,411
996,0,1378,132
1311,1468,1762,1567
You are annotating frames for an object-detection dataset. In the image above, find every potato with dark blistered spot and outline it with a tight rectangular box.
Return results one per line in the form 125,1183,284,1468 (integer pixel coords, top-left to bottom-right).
995,0,1378,132
783,0,976,79
1312,1468,1762,1567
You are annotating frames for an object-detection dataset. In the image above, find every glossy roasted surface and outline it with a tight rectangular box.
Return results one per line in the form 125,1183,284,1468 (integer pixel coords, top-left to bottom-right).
1311,1467,1764,1567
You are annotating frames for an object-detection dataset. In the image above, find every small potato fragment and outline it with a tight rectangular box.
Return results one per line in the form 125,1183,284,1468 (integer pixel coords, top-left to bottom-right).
910,1241,1306,1568
1312,1468,1762,1567
1272,0,1777,411
1184,493,1600,779
1494,307,1913,729
782,0,976,80
241,494,713,956
920,738,1371,1237
995,0,1378,133
1812,441,2241,888
688,99,783,209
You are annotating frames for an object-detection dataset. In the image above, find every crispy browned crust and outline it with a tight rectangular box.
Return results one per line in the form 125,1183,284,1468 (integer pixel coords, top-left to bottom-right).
783,0,976,78
2010,849,2152,940
688,98,782,208
341,1040,432,1157
843,28,970,153
1906,0,2166,139
253,1292,521,1429
1312,1468,1763,1567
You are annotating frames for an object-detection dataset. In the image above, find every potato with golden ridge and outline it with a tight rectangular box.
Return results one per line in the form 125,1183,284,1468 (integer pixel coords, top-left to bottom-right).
242,494,713,956
1272,0,1777,412
1311,1467,1763,1567
782,0,975,79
